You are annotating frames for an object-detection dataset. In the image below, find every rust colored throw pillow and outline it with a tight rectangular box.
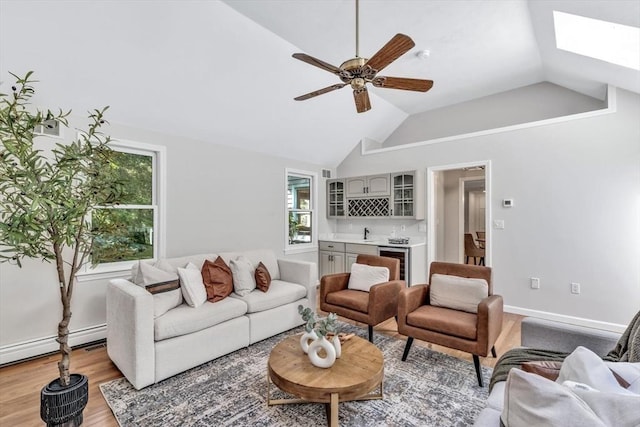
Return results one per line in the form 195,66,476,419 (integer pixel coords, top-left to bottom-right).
201,256,233,302
521,361,563,381
255,262,272,292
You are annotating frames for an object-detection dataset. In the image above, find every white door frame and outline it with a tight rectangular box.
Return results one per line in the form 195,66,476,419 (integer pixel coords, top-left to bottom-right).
427,160,492,267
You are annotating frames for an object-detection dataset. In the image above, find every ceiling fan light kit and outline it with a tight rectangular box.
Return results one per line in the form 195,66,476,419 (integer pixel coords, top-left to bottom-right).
292,0,434,113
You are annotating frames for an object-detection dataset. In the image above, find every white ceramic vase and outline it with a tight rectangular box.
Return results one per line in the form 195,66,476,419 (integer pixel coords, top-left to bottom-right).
332,334,341,359
308,336,337,368
300,329,318,354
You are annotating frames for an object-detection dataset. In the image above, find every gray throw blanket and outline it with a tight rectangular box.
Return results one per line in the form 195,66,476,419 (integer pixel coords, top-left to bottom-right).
489,310,640,392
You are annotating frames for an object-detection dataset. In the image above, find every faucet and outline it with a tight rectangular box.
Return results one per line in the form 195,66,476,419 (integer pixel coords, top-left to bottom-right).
364,227,370,240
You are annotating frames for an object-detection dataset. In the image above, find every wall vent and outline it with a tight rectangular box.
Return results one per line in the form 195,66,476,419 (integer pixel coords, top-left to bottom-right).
322,169,331,178
34,119,61,137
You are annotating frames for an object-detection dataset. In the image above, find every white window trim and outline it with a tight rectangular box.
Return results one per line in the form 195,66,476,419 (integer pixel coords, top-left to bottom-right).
76,138,166,282
284,168,318,255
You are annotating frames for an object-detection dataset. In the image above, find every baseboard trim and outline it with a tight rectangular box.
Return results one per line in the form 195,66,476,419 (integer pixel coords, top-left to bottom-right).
504,306,626,333
0,324,107,365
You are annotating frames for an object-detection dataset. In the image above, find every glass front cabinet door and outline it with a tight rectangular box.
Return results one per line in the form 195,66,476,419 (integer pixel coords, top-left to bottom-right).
327,179,346,218
391,172,423,219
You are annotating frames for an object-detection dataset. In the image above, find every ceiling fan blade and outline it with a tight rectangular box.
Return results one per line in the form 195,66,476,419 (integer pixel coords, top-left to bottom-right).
292,53,351,78
353,88,371,113
294,83,347,101
372,76,434,92
365,33,415,73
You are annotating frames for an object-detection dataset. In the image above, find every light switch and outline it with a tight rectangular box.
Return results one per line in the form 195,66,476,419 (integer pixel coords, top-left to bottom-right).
493,219,505,229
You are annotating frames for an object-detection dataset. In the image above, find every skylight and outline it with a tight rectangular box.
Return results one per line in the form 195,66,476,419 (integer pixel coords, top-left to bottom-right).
553,10,640,71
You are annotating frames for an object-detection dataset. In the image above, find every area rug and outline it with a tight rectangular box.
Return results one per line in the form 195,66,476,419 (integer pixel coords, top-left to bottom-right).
100,323,491,426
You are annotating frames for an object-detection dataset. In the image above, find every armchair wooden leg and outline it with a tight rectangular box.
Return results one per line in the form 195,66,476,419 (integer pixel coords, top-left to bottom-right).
368,325,373,343
473,354,483,387
401,337,414,361
491,346,497,358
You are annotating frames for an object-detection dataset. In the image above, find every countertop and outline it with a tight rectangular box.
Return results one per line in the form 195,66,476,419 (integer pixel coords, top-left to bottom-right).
319,235,426,248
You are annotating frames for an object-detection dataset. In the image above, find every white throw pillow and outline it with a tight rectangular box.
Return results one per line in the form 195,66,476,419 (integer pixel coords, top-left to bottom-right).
230,256,256,297
347,263,390,292
501,356,640,427
177,262,207,308
133,261,183,318
429,273,488,313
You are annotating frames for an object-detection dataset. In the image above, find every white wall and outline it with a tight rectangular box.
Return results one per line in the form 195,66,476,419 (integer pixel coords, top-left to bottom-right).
0,118,329,362
384,82,606,147
337,88,640,330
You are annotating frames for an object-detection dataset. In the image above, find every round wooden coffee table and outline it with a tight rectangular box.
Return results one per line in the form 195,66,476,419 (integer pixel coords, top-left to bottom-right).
267,334,384,427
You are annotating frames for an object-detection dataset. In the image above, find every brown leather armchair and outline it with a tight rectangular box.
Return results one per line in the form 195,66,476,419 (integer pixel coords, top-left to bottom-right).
320,254,404,343
398,262,503,386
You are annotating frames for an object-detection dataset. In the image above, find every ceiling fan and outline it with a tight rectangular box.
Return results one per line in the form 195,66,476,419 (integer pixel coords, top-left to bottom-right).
292,0,434,113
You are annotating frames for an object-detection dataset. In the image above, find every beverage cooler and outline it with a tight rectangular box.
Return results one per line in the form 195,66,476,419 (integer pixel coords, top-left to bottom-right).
377,246,410,284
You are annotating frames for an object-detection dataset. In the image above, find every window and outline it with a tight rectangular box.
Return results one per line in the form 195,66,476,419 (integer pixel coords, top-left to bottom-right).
80,140,165,278
553,11,640,71
285,169,317,253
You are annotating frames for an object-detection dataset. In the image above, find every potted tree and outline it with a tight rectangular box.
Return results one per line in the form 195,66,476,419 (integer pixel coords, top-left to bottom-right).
0,72,124,426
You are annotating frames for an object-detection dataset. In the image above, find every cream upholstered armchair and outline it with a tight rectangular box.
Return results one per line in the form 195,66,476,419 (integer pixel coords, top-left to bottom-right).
320,254,403,343
398,262,503,386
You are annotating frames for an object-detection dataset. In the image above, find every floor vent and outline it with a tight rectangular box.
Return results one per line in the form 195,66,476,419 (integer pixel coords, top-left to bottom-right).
83,342,107,352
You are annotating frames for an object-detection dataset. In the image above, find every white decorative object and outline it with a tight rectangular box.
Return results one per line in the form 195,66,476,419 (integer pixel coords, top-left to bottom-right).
332,334,342,359
300,329,318,354
308,336,337,368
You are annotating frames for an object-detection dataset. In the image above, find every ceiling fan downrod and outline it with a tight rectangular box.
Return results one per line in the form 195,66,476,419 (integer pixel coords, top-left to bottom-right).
355,0,360,58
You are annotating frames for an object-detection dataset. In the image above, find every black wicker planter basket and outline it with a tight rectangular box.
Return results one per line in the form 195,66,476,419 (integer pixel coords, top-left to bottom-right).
40,373,89,427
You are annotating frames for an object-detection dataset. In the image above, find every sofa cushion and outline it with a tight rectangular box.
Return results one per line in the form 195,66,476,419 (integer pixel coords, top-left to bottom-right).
347,263,389,292
229,280,306,313
154,297,248,341
326,289,369,314
407,305,477,340
230,255,256,296
132,261,183,318
430,273,488,314
218,249,280,280
255,262,272,292
177,262,207,308
201,257,233,302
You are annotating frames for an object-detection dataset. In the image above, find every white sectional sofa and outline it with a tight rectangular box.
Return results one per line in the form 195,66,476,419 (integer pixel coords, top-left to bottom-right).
106,249,317,390
473,317,623,426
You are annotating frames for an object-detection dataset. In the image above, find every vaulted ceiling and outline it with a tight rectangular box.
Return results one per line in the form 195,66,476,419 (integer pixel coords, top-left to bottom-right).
1,1,638,167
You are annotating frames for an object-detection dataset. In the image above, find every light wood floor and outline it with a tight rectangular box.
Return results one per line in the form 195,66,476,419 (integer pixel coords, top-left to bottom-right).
0,307,522,427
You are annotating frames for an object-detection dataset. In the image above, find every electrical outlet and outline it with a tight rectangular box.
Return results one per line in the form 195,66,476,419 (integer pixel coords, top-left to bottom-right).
571,282,581,294
400,224,406,232
530,277,540,289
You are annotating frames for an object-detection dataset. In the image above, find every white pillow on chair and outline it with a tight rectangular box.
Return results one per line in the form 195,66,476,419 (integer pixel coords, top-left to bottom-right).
347,263,390,292
429,273,488,313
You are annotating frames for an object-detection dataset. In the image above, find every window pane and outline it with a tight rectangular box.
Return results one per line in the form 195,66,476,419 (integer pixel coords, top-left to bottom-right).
92,208,154,263
288,211,312,244
288,176,310,209
109,151,153,205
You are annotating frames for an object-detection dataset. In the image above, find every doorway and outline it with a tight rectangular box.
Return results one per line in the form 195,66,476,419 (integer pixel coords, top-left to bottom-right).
427,161,491,267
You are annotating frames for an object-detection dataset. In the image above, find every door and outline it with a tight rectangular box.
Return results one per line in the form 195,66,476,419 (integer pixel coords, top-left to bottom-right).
427,163,490,267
